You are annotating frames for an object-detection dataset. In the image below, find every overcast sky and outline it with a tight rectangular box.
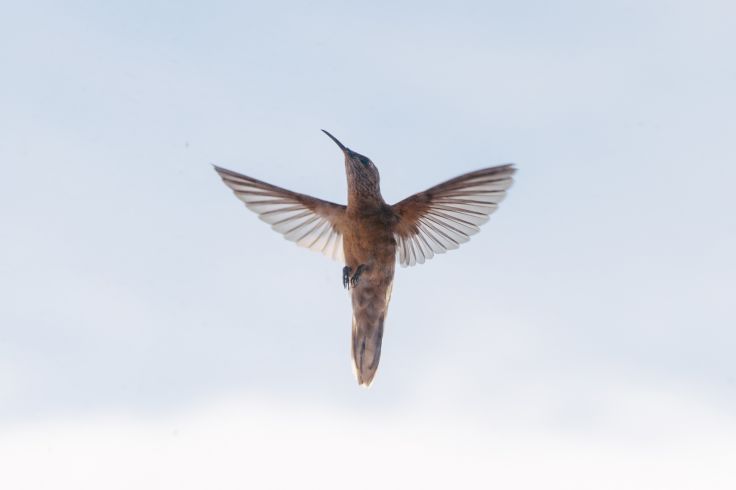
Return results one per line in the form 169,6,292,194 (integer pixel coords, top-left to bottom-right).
1,1,735,488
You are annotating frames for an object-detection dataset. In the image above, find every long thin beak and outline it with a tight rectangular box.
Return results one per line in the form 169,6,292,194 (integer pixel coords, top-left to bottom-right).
321,129,347,152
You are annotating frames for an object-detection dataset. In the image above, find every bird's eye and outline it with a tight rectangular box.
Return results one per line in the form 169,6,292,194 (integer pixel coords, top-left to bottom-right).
360,157,370,166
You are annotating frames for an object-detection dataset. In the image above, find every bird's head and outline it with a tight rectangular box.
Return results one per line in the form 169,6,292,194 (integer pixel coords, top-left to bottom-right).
322,130,381,202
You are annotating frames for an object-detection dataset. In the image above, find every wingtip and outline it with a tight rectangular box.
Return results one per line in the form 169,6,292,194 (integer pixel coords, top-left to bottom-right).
212,164,242,179
494,163,517,176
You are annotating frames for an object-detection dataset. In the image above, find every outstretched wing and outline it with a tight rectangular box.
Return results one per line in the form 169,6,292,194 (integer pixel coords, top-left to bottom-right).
392,164,516,267
214,165,347,262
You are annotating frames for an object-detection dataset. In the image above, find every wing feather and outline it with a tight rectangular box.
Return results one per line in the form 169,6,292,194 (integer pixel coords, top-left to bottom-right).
392,164,515,267
214,165,346,262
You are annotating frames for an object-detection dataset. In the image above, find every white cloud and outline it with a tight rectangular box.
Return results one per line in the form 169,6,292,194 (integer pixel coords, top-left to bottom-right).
2,394,734,490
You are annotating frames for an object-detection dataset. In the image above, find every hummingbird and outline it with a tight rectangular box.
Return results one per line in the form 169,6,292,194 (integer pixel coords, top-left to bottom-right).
214,130,515,386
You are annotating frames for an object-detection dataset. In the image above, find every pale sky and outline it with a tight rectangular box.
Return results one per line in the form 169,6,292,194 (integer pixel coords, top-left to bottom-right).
1,1,735,488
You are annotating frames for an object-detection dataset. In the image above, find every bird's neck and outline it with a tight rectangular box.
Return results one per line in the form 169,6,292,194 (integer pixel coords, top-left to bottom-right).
347,187,384,211
346,173,384,210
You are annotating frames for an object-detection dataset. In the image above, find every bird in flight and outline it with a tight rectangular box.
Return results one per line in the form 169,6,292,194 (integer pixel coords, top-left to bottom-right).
214,131,515,386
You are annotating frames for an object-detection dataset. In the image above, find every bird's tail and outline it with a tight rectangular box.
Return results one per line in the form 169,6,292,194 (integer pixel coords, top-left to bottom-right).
351,281,393,387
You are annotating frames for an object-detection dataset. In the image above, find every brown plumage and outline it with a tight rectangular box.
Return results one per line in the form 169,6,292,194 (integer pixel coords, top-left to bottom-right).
214,130,516,386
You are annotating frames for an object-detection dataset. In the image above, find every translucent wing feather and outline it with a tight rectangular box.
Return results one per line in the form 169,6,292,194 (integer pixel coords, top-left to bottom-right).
214,165,346,262
392,164,516,267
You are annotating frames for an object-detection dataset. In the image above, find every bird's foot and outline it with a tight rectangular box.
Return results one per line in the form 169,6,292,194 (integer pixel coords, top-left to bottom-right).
343,266,352,289
350,264,366,289
343,265,367,289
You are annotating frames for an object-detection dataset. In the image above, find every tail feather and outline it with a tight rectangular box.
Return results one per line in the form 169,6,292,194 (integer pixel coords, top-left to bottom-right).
351,281,393,386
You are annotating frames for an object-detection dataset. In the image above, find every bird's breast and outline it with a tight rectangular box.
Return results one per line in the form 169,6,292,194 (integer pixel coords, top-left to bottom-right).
343,208,397,268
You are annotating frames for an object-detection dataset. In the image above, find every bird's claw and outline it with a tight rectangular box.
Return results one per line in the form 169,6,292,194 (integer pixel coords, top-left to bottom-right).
350,265,366,289
343,266,352,289
343,265,366,290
